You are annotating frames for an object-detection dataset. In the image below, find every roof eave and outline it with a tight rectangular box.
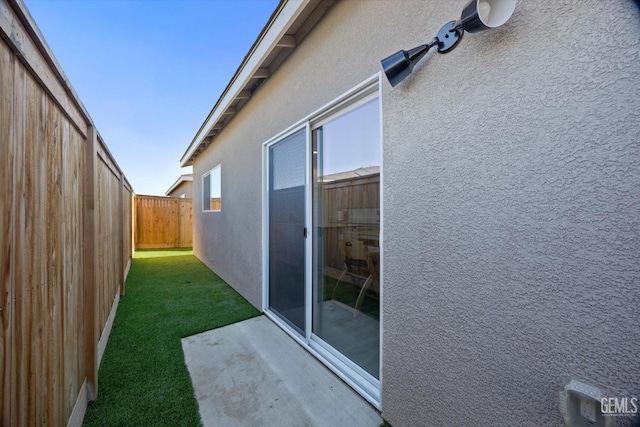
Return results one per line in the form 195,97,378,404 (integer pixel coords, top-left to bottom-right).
165,174,194,196
180,0,333,167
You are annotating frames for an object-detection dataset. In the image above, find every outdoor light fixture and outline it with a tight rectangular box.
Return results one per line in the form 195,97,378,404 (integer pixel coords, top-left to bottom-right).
381,0,517,87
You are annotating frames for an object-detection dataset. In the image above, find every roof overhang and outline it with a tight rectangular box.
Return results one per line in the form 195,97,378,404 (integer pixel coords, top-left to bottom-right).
180,0,335,167
165,174,193,196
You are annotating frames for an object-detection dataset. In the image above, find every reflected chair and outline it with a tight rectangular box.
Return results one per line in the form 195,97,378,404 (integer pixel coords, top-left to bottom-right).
354,249,379,317
331,238,379,318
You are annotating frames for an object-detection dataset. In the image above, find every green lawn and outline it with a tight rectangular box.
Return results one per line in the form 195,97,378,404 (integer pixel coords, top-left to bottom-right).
83,248,260,426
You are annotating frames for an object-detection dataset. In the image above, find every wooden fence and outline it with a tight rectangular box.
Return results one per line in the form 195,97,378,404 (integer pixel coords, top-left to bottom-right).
321,173,380,269
0,0,134,425
135,195,193,249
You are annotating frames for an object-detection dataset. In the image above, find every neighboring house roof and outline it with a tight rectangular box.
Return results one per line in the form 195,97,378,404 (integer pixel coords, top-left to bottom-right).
322,166,380,183
180,0,335,167
165,174,193,196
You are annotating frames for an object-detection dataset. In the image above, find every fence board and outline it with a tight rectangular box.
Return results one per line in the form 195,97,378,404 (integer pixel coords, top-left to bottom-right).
123,186,133,275
321,174,380,269
96,157,121,338
24,65,43,427
0,35,13,427
136,196,193,249
12,51,27,427
178,198,193,247
45,94,64,426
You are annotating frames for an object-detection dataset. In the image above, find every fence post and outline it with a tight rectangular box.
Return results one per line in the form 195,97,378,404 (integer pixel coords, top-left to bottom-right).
132,193,137,251
82,125,98,400
118,172,125,295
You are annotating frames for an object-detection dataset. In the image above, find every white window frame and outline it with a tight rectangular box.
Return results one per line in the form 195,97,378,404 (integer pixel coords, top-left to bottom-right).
202,164,221,212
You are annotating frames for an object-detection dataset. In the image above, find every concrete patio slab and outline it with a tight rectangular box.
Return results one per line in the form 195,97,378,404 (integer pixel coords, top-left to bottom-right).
181,315,382,427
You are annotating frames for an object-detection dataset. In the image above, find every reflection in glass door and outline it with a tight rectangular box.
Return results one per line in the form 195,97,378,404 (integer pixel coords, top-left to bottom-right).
312,96,381,379
268,129,307,334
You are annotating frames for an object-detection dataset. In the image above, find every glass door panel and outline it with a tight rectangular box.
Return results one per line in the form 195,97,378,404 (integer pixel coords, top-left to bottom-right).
312,97,381,379
268,129,306,334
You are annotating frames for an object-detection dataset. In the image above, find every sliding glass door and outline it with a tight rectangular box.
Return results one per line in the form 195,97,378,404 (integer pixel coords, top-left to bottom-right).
312,96,380,379
264,80,381,404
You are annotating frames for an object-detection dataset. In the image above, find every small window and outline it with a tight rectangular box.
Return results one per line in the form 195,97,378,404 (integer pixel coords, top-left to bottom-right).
203,165,221,211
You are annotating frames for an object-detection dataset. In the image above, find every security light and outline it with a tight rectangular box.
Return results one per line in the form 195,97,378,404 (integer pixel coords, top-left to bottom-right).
381,0,517,87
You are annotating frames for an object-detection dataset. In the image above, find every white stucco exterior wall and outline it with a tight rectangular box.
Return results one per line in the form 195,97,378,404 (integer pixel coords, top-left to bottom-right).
191,1,639,425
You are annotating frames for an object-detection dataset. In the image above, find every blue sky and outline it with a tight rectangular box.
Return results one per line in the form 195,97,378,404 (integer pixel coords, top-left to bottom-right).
24,0,279,196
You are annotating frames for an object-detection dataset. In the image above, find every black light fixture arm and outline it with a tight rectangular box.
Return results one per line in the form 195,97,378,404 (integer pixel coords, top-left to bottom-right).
434,21,464,54
424,37,440,53
407,21,465,60
379,21,464,87
410,21,464,59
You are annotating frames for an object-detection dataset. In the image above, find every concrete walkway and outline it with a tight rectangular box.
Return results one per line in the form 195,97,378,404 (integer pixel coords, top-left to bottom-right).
181,315,382,427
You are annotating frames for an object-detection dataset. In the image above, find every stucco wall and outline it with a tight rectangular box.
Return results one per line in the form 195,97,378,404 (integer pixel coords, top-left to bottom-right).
191,0,639,425
192,0,396,309
167,181,193,198
382,1,640,426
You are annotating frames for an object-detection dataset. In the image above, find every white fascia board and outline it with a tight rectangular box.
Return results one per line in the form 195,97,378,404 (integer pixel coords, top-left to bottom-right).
180,0,312,167
165,174,194,196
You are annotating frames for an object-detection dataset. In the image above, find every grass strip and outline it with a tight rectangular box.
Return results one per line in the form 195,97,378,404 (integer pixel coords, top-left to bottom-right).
83,248,260,426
